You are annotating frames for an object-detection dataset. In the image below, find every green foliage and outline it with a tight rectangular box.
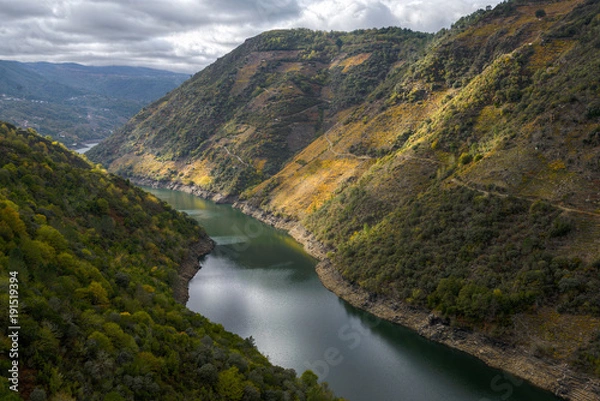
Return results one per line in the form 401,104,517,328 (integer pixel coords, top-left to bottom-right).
0,61,188,144
458,153,473,165
0,124,344,401
574,332,600,376
88,27,431,196
87,0,600,383
217,367,245,401
310,184,599,327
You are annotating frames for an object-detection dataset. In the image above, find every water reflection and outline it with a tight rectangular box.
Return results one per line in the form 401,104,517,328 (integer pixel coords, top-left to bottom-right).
144,186,562,401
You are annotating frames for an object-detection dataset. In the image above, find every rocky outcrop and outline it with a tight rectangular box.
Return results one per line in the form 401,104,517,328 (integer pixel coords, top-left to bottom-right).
173,235,215,305
131,177,235,204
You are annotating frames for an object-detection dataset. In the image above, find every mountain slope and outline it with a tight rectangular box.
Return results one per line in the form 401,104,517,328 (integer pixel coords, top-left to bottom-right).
89,0,600,394
23,62,189,103
88,27,432,194
0,122,343,401
0,61,188,144
0,61,83,101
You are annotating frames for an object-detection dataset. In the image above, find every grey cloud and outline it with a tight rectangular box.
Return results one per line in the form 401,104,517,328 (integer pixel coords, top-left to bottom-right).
387,0,497,32
295,1,401,32
48,0,301,44
52,2,178,42
343,1,398,29
254,0,302,22
0,0,503,74
0,0,54,20
86,0,301,26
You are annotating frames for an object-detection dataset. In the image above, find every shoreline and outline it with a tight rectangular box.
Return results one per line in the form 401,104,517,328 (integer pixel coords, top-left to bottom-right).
139,178,599,401
173,235,215,305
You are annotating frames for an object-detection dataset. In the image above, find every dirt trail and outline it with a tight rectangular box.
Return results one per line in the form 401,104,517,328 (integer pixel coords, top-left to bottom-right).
323,127,372,160
451,178,600,218
223,145,249,167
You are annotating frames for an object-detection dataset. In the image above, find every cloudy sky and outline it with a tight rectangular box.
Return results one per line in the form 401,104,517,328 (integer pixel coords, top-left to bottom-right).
0,0,503,74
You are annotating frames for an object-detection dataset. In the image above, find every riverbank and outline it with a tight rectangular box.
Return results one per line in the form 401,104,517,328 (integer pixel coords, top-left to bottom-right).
136,178,598,401
173,235,215,305
232,201,598,401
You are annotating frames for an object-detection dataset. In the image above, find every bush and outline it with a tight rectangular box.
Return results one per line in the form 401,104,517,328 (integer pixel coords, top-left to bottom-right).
549,216,573,237
459,152,473,165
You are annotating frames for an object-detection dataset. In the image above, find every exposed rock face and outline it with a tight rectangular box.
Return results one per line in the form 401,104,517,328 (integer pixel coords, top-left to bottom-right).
174,236,215,305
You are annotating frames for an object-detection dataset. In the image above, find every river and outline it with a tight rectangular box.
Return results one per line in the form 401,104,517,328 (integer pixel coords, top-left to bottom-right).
74,142,99,154
145,186,561,401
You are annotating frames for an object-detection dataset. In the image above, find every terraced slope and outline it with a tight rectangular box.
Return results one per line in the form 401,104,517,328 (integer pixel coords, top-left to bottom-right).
89,0,600,395
88,28,432,194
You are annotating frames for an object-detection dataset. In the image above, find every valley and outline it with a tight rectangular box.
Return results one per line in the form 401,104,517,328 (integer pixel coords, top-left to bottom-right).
88,0,600,398
1,0,599,399
0,61,188,145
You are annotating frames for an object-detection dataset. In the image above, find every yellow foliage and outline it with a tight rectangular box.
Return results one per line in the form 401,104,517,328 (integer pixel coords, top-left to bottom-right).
217,367,245,401
549,160,566,170
0,204,26,237
528,40,575,72
142,284,156,293
330,53,372,72
255,159,267,172
136,351,164,373
79,281,110,305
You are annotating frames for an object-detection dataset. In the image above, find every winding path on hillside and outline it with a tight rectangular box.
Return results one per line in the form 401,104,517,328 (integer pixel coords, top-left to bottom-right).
323,127,372,161
450,178,600,218
391,150,599,218
223,145,249,167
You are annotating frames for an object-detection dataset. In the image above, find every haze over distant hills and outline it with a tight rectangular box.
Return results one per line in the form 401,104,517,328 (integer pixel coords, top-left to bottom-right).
89,0,600,397
0,60,189,145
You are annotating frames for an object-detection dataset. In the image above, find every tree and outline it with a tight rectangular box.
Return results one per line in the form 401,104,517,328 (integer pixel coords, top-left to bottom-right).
217,367,245,401
198,363,218,388
36,225,68,252
535,9,546,19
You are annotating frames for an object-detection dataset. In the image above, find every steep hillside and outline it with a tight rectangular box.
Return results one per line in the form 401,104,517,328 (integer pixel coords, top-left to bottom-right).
89,0,600,395
0,61,188,144
0,123,343,401
88,27,432,194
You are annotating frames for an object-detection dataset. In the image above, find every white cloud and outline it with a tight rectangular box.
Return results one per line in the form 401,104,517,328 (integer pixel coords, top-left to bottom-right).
294,0,397,31
0,0,503,74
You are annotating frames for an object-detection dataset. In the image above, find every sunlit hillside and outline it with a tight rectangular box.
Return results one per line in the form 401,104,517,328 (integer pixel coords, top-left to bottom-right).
89,0,600,392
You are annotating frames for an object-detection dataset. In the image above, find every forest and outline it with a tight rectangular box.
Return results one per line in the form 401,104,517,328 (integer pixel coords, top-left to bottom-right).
87,0,600,384
0,122,344,401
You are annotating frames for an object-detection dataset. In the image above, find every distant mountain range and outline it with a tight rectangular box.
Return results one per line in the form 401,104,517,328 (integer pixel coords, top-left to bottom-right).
0,60,189,144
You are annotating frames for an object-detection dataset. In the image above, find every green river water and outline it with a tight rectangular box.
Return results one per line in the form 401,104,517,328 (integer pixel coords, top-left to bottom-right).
146,186,562,401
